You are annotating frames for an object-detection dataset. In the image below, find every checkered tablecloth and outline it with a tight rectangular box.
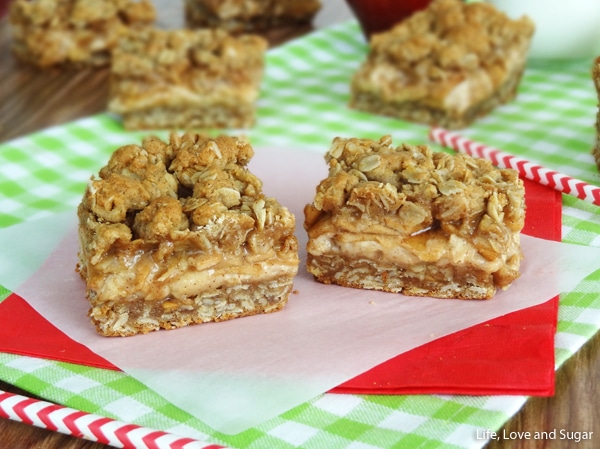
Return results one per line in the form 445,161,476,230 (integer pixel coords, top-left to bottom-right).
1,20,600,449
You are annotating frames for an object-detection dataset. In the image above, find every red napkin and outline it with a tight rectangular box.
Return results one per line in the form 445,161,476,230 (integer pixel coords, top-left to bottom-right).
335,178,562,396
0,178,561,396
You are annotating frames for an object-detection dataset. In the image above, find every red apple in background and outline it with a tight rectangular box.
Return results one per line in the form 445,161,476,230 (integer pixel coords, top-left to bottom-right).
0,0,14,19
345,0,433,39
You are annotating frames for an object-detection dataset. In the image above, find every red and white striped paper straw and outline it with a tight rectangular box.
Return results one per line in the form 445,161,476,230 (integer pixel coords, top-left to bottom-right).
429,127,600,207
0,389,227,449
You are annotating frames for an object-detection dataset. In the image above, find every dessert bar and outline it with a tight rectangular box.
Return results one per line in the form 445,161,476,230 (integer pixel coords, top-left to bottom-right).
304,135,525,299
9,0,155,67
108,28,267,130
350,0,535,129
77,133,299,336
185,0,322,33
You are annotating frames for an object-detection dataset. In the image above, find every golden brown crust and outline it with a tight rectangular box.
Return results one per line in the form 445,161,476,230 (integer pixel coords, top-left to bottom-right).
304,135,525,299
184,0,322,32
349,0,535,129
8,0,155,68
108,28,267,130
77,133,299,336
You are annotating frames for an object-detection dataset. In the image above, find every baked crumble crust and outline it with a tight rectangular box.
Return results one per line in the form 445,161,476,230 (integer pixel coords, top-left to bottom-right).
185,0,322,33
593,57,600,172
350,0,535,129
77,133,299,336
304,135,525,299
108,28,267,130
8,0,155,68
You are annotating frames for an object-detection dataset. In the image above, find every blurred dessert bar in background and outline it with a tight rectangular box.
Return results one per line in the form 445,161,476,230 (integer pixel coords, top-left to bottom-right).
8,0,155,68
77,133,299,337
108,28,267,130
349,0,535,129
184,0,322,33
304,135,525,300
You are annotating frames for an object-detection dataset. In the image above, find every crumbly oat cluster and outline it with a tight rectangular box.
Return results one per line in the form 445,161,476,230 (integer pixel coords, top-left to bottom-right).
304,135,525,299
350,0,535,129
185,0,322,33
8,0,155,68
77,133,299,336
593,57,600,172
108,28,267,130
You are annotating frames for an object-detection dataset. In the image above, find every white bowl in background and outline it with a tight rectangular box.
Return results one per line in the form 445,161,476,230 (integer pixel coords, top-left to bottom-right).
488,0,600,59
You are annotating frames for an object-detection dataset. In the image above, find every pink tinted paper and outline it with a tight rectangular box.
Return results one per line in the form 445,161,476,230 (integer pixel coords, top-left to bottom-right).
4,147,600,434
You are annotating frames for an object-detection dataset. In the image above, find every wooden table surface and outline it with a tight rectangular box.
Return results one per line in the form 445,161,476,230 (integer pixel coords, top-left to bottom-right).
0,1,598,448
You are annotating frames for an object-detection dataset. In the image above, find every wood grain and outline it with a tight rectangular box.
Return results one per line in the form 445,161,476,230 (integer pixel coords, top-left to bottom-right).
0,0,313,143
0,1,599,448
486,330,600,449
0,382,110,449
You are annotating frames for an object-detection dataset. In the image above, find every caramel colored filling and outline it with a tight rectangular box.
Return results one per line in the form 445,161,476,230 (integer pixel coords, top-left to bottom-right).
87,242,299,304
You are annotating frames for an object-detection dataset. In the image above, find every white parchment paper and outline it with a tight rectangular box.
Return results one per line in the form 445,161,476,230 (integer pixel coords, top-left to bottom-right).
2,147,600,434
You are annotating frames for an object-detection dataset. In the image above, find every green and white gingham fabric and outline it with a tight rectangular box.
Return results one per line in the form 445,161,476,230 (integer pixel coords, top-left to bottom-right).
1,20,600,449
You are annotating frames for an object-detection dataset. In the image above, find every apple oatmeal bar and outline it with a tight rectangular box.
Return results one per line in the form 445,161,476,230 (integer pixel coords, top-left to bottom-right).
349,0,535,129
108,28,267,130
184,0,322,33
8,0,155,68
77,133,299,337
304,135,525,300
